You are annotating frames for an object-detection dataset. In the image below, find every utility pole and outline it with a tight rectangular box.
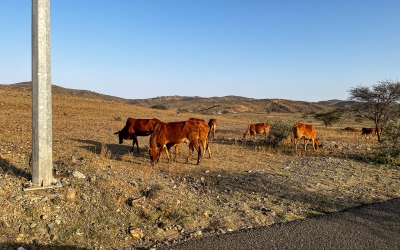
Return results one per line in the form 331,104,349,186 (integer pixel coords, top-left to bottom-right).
28,0,60,190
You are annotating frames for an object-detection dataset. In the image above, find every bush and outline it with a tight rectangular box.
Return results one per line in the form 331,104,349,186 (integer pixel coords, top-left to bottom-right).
268,120,294,147
378,119,400,166
151,104,168,110
177,108,190,113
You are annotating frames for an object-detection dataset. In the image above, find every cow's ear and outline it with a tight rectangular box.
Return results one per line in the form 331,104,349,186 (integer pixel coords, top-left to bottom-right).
114,131,119,135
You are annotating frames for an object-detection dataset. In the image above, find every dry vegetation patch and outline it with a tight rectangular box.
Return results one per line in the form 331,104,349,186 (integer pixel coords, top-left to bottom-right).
0,89,399,249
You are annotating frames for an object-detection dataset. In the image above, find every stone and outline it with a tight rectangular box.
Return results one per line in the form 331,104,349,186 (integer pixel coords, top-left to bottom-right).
130,229,144,239
72,171,86,179
65,188,76,201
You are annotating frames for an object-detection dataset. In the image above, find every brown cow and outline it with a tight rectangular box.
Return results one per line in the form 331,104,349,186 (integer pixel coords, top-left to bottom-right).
361,127,374,137
292,122,318,151
158,118,211,161
208,118,217,140
243,123,270,140
114,118,161,153
375,128,384,136
188,118,212,158
149,120,202,165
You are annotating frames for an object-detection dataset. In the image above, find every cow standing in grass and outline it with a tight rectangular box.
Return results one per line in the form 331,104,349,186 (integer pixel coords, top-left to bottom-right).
149,120,202,165
243,123,270,141
361,127,374,137
292,122,318,151
157,118,212,162
114,118,161,153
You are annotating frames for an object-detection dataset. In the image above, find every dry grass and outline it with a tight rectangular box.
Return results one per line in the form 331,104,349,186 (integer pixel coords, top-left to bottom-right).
0,88,399,249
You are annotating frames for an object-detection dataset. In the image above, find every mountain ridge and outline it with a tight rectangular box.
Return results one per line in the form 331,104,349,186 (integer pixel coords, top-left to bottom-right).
0,81,349,114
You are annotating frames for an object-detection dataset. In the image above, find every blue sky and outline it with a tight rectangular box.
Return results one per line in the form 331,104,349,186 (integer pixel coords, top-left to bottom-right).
1,1,399,102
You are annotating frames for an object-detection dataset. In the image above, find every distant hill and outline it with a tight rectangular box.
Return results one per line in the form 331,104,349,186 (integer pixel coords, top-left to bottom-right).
0,82,348,114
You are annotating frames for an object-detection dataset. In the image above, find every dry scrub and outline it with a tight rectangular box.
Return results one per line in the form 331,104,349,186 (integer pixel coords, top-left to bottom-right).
0,88,399,249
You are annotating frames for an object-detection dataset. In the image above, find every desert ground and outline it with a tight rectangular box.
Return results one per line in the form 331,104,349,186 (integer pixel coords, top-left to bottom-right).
0,87,399,250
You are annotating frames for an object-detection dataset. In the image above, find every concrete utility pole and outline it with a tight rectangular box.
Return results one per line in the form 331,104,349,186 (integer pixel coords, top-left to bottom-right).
29,0,59,189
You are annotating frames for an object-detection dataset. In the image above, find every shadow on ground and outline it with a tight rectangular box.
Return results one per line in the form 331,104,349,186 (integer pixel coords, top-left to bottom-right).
0,156,30,179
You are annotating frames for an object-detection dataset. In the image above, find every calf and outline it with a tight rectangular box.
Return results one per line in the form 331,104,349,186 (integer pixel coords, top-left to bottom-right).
243,123,270,141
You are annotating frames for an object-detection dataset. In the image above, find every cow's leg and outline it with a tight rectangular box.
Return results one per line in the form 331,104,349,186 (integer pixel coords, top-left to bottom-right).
312,138,317,151
163,145,171,162
193,141,201,165
186,136,201,164
172,144,178,161
185,143,194,163
304,137,308,151
130,135,139,153
206,142,211,158
200,137,208,158
157,148,162,162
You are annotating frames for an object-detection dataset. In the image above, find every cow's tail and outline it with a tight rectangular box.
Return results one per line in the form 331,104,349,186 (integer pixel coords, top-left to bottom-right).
208,124,214,141
291,122,300,144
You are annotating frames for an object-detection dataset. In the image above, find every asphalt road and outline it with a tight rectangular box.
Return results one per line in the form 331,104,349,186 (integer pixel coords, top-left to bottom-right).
161,198,400,250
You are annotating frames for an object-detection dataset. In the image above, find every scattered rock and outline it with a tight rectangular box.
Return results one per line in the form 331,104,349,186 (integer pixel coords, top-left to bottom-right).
65,188,76,201
127,196,146,206
130,229,144,239
72,171,86,179
37,227,48,235
146,188,158,200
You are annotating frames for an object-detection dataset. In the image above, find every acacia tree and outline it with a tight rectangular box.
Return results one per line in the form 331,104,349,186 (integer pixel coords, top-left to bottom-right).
348,79,400,142
314,110,342,128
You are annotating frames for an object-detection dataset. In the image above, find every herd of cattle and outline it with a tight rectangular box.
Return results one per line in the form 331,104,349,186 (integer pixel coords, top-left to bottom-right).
114,118,325,165
113,117,383,165
114,118,217,165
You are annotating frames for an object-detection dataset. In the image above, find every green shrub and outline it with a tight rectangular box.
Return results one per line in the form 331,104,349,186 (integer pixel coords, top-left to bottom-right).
151,104,168,110
177,108,190,113
377,119,400,166
268,120,294,147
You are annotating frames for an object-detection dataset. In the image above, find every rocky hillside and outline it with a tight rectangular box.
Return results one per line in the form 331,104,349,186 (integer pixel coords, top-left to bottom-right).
0,82,349,114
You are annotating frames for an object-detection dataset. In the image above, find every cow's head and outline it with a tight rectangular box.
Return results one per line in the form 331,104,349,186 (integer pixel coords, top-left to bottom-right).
114,130,134,144
114,131,124,144
149,146,160,166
